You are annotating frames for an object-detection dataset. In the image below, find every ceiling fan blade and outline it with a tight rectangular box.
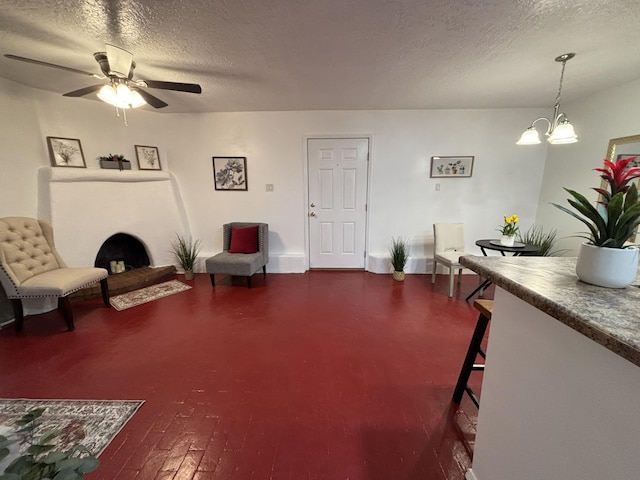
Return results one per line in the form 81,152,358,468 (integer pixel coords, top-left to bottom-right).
105,44,133,78
4,54,99,77
142,80,202,94
133,88,168,108
63,84,104,97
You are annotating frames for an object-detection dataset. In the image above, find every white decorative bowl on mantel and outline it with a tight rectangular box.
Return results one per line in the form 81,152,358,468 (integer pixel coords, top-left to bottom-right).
575,243,639,288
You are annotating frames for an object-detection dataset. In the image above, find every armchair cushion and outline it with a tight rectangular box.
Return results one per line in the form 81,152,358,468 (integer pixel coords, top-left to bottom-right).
229,225,259,253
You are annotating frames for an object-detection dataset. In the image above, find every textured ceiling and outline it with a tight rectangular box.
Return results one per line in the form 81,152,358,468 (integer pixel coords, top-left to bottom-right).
1,0,639,114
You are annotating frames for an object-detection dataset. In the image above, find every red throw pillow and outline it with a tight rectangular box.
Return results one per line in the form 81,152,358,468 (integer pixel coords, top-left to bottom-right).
228,226,259,253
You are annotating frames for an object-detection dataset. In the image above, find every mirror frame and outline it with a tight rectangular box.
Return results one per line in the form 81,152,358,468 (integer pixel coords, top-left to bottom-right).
605,134,640,161
602,134,640,243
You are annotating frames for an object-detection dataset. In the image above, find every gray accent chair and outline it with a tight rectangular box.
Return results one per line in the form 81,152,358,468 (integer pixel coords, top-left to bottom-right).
0,217,110,332
205,222,268,288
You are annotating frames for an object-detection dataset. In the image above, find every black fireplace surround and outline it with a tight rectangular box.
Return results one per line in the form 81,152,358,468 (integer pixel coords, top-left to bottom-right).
94,233,150,273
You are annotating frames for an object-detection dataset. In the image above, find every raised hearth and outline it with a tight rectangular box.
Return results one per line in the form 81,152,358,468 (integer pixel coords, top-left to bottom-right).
70,266,177,301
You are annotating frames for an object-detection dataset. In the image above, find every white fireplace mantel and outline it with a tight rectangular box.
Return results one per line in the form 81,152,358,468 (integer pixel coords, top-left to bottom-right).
37,167,190,268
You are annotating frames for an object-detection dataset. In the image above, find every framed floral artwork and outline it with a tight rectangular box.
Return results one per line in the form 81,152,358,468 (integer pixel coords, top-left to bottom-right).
212,157,248,191
430,156,474,178
46,137,86,168
135,145,161,170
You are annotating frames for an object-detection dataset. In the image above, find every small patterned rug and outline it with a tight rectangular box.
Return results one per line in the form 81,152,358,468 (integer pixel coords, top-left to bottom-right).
0,398,143,456
109,280,191,311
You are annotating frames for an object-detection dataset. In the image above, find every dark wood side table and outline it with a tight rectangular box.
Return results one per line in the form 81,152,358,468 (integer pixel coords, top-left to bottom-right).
465,239,540,301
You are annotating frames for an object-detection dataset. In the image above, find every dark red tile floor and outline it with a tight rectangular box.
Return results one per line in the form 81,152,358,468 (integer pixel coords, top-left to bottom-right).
0,272,490,480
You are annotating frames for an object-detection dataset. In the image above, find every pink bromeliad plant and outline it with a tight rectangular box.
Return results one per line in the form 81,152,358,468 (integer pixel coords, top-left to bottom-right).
553,157,640,248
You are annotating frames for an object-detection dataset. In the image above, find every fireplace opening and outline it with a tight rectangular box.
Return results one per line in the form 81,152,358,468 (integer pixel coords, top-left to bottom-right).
95,233,151,274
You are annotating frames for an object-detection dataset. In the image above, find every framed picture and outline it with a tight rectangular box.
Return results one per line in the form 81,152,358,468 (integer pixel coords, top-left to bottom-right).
430,156,474,178
212,157,248,191
46,137,86,168
135,145,162,170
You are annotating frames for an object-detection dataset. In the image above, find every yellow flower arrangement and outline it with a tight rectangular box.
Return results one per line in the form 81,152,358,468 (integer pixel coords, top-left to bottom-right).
499,214,519,236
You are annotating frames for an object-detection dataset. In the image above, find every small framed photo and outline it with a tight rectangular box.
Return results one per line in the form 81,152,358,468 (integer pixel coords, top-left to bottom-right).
430,156,474,178
212,157,248,191
135,145,161,170
46,137,86,167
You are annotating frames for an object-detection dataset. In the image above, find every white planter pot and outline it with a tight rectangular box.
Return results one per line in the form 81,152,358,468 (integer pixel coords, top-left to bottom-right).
500,235,515,247
575,243,639,288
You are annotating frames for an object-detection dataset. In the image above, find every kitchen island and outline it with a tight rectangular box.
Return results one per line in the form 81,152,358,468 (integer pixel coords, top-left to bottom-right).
459,255,640,480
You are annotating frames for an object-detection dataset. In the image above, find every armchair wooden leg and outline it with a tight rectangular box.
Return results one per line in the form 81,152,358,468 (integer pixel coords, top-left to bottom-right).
58,297,75,331
431,260,437,284
263,265,266,277
209,274,216,287
247,276,252,288
11,299,24,332
100,278,111,308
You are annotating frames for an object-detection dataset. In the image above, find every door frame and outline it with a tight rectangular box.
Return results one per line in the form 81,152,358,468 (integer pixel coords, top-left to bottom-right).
303,133,374,271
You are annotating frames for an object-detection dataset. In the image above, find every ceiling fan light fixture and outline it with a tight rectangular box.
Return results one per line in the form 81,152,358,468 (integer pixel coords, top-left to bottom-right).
517,53,578,146
97,83,146,109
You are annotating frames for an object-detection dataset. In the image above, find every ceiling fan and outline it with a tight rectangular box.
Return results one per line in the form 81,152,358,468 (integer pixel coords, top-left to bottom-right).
5,44,202,110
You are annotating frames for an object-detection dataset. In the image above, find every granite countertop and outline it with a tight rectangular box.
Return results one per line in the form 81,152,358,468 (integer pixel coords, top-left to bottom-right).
459,255,640,367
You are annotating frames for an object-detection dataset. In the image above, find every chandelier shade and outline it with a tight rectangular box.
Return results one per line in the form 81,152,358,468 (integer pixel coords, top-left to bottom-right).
517,53,578,146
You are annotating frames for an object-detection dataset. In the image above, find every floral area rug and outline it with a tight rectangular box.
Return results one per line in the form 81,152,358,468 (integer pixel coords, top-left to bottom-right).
109,280,191,311
0,398,143,456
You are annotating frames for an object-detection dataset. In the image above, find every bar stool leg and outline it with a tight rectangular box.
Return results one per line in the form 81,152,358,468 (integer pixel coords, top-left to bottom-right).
453,311,490,406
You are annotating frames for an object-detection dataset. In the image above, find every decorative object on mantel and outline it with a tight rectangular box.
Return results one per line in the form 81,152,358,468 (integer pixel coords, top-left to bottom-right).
430,156,474,178
135,145,161,170
170,233,202,280
552,157,640,288
517,53,579,145
46,136,86,167
498,214,519,247
99,153,131,170
213,157,248,190
388,236,410,281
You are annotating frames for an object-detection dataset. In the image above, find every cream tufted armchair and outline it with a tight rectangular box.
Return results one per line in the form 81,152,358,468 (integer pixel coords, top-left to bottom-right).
0,217,110,332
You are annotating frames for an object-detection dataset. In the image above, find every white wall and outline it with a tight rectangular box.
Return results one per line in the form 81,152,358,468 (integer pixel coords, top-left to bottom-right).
168,108,548,272
535,78,640,255
1,76,549,274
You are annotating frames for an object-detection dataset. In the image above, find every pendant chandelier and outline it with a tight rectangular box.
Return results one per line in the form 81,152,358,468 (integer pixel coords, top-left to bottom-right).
517,53,578,145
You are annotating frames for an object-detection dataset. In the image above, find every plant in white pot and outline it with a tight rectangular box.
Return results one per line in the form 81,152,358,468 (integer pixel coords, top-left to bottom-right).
388,237,410,281
552,156,640,288
170,234,202,280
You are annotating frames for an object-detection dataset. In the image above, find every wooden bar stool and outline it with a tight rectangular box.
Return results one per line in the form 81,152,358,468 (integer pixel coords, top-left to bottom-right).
452,299,492,408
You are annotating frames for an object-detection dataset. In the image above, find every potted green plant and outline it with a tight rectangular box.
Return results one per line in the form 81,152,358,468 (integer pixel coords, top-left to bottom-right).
552,156,640,288
0,407,99,479
170,233,202,280
517,225,565,256
99,154,131,171
388,236,410,281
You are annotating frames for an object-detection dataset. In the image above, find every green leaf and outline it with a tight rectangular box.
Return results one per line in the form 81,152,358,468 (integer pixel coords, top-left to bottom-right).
76,457,99,474
51,468,82,480
42,450,67,464
37,429,61,445
551,203,600,244
27,443,56,456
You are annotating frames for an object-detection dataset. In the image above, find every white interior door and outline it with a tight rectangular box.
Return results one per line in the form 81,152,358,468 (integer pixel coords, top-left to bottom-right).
308,138,369,268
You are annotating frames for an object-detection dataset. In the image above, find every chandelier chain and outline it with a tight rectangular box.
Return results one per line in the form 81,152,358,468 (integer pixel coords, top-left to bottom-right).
554,59,567,107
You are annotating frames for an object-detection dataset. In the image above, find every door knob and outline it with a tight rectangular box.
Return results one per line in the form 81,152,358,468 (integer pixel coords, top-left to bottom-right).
309,212,316,217
310,203,316,207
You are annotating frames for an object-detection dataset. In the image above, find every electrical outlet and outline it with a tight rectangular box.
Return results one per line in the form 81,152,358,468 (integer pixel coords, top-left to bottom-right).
435,183,440,191
266,184,274,192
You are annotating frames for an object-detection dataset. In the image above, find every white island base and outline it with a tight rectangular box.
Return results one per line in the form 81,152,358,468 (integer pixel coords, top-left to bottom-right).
468,288,640,480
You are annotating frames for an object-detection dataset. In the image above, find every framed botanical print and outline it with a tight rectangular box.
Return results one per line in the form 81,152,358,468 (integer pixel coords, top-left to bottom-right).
430,156,474,178
212,157,248,191
135,145,161,170
46,137,86,168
